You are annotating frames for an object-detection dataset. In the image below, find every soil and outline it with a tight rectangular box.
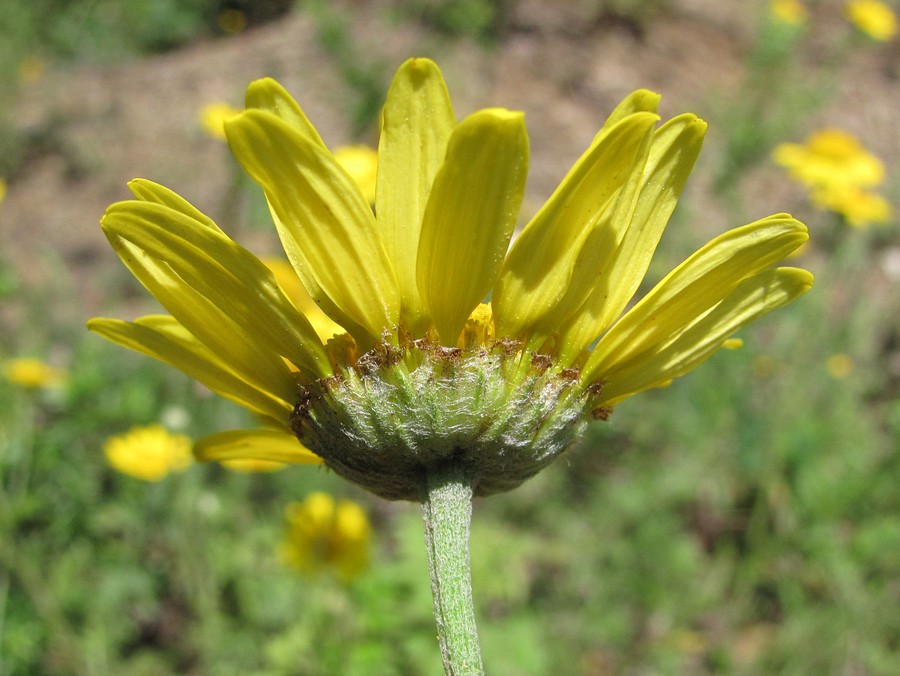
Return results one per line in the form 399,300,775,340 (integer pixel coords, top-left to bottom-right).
2,0,898,325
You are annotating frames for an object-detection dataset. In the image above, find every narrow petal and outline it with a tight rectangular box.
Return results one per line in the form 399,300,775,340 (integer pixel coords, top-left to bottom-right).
226,110,400,343
126,179,220,231
266,202,373,344
595,267,814,404
558,114,708,362
377,58,456,333
493,111,658,342
102,200,330,379
417,108,529,343
194,429,323,465
88,316,295,421
244,77,327,149
584,215,809,381
599,89,661,131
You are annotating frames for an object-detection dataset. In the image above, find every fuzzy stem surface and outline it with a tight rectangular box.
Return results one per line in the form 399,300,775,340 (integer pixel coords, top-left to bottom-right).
422,465,484,676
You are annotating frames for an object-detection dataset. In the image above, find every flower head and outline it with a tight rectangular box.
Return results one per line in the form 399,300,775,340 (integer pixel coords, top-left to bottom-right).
0,178,6,204
104,424,193,481
280,492,371,582
3,358,67,389
773,128,892,226
844,0,898,41
89,58,812,501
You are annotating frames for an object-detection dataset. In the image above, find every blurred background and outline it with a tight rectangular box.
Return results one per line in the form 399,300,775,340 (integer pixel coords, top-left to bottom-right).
1,0,898,673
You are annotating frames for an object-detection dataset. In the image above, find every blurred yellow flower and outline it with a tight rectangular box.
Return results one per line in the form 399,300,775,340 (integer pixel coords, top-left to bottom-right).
104,424,193,481
333,145,378,204
0,178,6,203
280,492,371,582
811,183,892,226
773,129,892,226
844,0,898,40
219,458,286,472
17,56,46,83
200,102,241,140
826,353,854,379
770,0,808,25
773,129,884,188
3,358,67,389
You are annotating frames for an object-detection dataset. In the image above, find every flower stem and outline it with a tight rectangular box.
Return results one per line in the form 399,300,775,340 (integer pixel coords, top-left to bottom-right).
422,465,484,676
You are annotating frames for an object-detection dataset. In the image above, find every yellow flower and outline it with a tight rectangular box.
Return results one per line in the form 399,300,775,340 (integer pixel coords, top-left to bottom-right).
770,0,808,25
199,102,241,140
3,358,67,389
17,56,46,84
773,129,885,189
844,0,898,40
811,182,892,226
773,129,892,226
826,353,854,379
333,145,378,204
89,58,812,500
0,178,6,203
280,492,371,582
104,424,193,481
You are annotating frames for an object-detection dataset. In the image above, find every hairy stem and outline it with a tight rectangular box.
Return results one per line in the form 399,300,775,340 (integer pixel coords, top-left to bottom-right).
421,465,484,676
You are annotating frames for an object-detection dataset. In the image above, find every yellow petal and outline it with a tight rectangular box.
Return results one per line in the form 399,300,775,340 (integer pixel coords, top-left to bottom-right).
416,108,529,344
226,110,399,343
88,315,294,421
102,200,330,378
493,111,659,343
244,77,327,149
377,58,456,333
266,203,373,344
596,268,814,404
127,179,221,231
558,114,707,362
194,429,323,465
584,214,808,383
599,89,661,131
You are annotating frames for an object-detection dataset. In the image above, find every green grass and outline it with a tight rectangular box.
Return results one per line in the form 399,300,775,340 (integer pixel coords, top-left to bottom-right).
2,1,899,674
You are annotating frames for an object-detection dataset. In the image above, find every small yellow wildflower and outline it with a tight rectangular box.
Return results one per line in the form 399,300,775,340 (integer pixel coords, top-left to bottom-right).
104,424,193,481
773,129,884,188
844,0,898,40
333,145,379,204
280,492,371,582
199,102,241,140
811,183,892,226
826,353,854,379
17,56,46,84
0,178,6,203
773,129,892,226
770,0,808,25
3,358,67,389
